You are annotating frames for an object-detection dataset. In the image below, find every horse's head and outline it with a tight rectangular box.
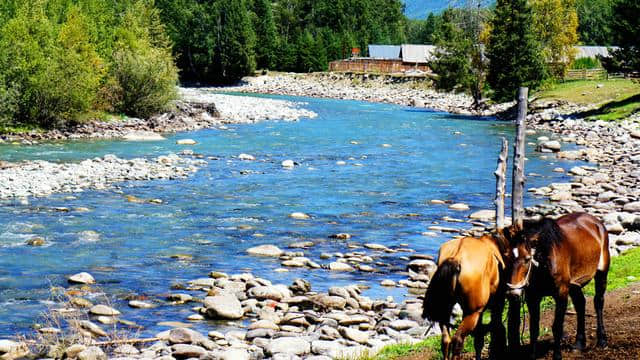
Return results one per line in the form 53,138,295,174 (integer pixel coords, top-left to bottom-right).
506,229,539,297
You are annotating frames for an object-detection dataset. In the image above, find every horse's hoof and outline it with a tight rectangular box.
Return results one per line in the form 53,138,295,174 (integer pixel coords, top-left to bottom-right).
571,341,585,352
597,339,608,348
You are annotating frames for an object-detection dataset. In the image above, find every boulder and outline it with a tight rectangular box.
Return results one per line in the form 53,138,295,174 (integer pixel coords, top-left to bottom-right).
68,272,95,285
246,245,283,257
89,305,120,316
468,209,495,221
448,203,469,211
267,337,311,356
328,262,354,271
77,346,106,360
339,327,369,344
204,292,244,320
176,139,197,145
122,131,165,141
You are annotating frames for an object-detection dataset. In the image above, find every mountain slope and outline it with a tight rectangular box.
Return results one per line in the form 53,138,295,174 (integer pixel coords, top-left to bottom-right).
403,0,450,19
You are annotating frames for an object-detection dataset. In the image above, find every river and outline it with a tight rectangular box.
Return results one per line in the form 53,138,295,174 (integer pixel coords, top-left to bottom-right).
0,93,578,337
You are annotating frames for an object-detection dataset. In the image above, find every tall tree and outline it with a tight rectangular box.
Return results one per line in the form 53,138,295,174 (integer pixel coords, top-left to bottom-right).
486,0,547,102
252,0,278,70
576,0,614,45
531,0,578,78
431,7,488,106
609,0,640,72
212,0,256,84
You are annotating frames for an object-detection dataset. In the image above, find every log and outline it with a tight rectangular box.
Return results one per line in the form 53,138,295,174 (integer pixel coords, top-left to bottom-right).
511,87,528,230
494,137,508,230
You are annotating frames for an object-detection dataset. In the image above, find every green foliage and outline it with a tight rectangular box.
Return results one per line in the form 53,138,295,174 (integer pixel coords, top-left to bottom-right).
576,0,614,45
608,0,640,73
571,57,602,69
157,0,408,82
0,0,179,128
531,0,579,78
430,9,487,106
406,13,444,44
252,0,278,70
486,0,548,102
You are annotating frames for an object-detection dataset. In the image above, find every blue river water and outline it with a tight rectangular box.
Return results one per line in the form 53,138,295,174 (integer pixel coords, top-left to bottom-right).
0,94,579,337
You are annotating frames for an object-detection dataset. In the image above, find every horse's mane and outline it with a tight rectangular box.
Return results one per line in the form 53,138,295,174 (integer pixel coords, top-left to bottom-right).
518,217,565,257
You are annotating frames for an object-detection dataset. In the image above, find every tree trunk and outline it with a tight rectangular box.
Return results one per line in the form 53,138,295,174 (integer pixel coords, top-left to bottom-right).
512,87,528,230
495,137,508,230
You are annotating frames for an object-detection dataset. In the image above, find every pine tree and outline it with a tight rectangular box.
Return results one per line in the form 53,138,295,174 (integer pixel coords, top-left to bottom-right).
486,0,547,102
212,0,256,84
252,0,278,70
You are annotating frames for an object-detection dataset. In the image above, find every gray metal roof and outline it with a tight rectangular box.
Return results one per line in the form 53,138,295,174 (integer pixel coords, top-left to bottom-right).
368,45,401,59
574,46,618,59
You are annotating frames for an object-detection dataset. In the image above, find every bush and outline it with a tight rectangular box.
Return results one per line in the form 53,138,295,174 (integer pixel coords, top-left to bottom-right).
0,2,104,128
111,45,178,118
571,57,602,69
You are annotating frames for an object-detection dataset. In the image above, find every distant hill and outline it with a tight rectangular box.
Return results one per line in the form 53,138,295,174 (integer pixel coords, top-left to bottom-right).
403,0,450,19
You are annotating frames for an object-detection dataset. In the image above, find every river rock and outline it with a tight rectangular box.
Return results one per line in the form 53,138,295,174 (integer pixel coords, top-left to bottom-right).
540,140,561,152
448,203,469,211
89,304,121,316
468,209,495,221
122,131,165,141
77,346,106,360
128,300,155,309
248,285,291,301
246,244,283,257
267,337,311,356
176,139,197,145
328,262,354,271
68,272,95,285
220,348,250,360
623,202,640,212
289,212,310,220
168,327,207,345
204,292,244,320
311,340,347,357
389,319,419,331
238,153,255,161
171,344,206,358
339,327,369,344
311,294,347,309
25,237,45,246
281,160,295,168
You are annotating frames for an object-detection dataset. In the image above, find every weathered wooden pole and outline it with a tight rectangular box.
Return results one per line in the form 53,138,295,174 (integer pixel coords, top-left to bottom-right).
494,137,509,230
512,87,528,230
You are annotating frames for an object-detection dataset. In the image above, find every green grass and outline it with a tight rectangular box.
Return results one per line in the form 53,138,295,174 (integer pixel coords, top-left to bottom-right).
536,79,640,106
358,247,640,360
0,123,44,135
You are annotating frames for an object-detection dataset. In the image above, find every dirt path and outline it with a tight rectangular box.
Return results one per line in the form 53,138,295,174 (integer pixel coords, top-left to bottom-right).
399,282,640,360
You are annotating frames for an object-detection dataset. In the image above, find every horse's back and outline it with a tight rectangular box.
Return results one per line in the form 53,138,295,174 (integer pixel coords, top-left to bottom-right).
556,213,610,286
438,236,502,311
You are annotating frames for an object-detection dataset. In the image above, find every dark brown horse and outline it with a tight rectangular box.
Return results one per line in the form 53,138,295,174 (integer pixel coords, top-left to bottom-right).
507,213,610,360
423,235,510,360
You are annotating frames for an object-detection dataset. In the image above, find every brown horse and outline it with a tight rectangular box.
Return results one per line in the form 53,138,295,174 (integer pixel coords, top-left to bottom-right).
507,212,610,360
423,235,509,360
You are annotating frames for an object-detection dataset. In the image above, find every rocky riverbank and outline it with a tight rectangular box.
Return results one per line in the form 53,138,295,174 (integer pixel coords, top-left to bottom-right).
0,153,206,200
0,90,316,144
525,112,640,256
221,73,512,116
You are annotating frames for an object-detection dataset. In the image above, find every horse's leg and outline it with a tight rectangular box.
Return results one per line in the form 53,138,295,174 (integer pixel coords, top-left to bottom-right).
472,315,486,360
507,296,521,354
526,295,541,360
552,291,569,360
568,285,586,351
489,296,506,359
594,270,608,347
441,323,452,360
451,311,481,360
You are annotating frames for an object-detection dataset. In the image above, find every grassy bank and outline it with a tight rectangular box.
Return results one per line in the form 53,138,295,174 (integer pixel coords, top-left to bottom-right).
357,247,640,360
536,79,640,121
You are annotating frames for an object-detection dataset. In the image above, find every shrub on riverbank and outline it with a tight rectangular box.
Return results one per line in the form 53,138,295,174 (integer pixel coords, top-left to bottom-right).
0,0,178,130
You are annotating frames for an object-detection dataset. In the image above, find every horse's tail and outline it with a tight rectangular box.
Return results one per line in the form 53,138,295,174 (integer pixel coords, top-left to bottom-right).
422,258,461,324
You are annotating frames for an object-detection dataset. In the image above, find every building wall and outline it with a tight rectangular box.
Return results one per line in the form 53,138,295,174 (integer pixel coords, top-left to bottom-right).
329,58,430,74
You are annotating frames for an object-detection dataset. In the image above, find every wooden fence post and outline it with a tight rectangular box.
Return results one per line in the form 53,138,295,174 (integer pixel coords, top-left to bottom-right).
495,138,509,230
512,87,528,230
